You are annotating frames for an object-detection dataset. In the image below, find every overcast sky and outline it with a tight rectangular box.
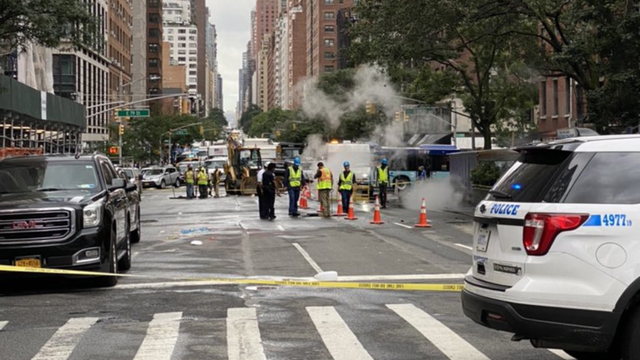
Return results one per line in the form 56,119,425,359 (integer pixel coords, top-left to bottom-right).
207,0,254,125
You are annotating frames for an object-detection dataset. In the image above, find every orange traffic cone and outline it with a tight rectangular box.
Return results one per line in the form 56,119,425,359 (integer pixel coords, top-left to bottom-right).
333,201,346,216
299,190,308,209
415,198,431,228
345,194,358,220
370,196,384,224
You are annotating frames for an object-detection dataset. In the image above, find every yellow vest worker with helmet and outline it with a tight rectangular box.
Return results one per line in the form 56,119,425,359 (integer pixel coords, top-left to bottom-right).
377,158,389,208
338,161,357,214
314,162,333,218
185,165,195,199
284,157,305,217
197,167,209,199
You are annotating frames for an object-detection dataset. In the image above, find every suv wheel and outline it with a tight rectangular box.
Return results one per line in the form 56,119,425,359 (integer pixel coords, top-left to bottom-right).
130,207,141,243
98,227,118,287
159,180,166,189
118,219,132,271
621,304,640,359
175,178,181,188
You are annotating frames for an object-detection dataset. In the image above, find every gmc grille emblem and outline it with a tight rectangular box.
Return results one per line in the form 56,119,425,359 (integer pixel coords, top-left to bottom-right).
12,220,38,230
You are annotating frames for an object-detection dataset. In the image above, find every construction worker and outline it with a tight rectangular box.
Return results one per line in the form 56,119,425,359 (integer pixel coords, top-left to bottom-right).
257,162,268,219
262,162,279,220
284,156,304,217
314,162,333,218
338,161,356,214
418,165,428,181
377,158,389,208
185,165,195,199
197,166,209,199
210,166,222,198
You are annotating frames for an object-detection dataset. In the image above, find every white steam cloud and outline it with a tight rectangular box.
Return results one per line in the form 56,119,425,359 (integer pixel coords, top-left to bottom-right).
400,178,463,211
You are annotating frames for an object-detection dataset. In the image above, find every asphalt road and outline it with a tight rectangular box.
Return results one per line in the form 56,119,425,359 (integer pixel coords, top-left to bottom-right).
0,187,576,360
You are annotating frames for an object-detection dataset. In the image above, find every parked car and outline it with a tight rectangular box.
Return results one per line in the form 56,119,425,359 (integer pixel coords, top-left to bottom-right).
141,165,180,189
115,168,141,244
120,167,142,196
0,154,136,287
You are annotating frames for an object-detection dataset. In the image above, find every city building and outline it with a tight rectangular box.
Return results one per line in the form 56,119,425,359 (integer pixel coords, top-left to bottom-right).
216,74,224,111
206,22,218,111
107,0,133,106
285,0,307,109
538,76,586,140
131,0,148,104
146,0,164,99
336,7,354,70
306,0,353,79
257,33,271,110
252,0,280,110
161,41,188,114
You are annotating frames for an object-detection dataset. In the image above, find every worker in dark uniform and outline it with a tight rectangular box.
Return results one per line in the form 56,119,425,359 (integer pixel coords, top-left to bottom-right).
262,162,279,220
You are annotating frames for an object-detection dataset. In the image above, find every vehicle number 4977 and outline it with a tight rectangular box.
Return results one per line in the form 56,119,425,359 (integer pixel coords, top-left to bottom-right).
602,214,632,227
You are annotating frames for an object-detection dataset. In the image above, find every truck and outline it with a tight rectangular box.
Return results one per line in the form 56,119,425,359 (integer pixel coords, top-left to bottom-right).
244,138,278,162
223,135,263,195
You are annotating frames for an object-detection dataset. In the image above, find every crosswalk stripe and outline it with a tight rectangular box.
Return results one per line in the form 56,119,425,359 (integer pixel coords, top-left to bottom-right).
388,304,490,360
0,321,6,331
307,306,374,360
31,317,98,360
547,349,575,359
133,312,182,360
227,308,267,360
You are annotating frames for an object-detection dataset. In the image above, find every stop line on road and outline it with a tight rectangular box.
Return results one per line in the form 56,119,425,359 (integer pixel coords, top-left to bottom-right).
0,304,574,360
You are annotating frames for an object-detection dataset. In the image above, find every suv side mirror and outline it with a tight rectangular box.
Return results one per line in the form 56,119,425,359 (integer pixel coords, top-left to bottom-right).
111,178,126,190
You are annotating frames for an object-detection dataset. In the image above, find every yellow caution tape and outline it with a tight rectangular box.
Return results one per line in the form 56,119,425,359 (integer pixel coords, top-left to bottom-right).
0,265,464,292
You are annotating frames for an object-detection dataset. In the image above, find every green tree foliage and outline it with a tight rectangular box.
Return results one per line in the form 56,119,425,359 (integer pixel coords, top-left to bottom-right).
350,0,542,149
0,0,98,52
248,108,297,138
239,104,262,134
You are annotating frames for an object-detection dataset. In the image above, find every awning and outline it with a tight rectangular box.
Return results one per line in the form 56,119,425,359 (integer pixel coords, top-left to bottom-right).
408,133,451,146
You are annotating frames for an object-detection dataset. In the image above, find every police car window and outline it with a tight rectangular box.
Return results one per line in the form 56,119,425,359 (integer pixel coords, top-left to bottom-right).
489,149,572,202
564,152,640,204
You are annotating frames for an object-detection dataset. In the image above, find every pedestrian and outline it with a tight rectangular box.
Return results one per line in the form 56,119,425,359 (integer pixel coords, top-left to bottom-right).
210,166,221,198
257,162,268,219
197,166,209,199
338,161,356,214
284,156,304,217
185,165,195,199
314,162,333,217
418,166,427,181
377,158,389,208
262,162,279,220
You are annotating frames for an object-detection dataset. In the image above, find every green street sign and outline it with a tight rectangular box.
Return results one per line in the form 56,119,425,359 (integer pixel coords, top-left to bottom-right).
117,109,150,117
173,129,188,135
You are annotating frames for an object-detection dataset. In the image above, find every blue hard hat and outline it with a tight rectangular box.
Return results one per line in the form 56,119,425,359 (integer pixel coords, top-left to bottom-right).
293,157,301,166
382,158,388,165
343,161,350,167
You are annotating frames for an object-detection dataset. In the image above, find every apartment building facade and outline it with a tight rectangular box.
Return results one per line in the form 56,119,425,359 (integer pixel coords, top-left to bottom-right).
306,0,353,79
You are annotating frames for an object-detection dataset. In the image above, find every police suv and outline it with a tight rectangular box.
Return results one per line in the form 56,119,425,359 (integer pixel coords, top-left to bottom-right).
462,135,640,360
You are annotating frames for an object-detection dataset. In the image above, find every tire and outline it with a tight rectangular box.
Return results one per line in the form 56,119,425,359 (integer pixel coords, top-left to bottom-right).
175,178,181,188
118,219,132,271
621,304,640,360
394,177,410,191
97,227,118,287
130,207,141,244
158,180,166,189
564,350,619,360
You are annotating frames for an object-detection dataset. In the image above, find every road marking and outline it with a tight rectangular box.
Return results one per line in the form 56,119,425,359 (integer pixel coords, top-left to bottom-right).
32,317,98,360
337,274,466,281
393,222,413,229
277,225,285,232
133,312,182,360
293,243,323,273
307,306,373,360
0,321,6,330
455,243,473,250
227,308,267,360
547,349,575,359
388,304,490,360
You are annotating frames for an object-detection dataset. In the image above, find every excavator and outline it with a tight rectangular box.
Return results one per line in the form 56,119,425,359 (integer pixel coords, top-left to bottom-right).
223,134,263,195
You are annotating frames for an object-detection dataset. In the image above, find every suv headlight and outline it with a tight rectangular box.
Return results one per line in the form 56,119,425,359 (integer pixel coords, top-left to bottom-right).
83,198,105,228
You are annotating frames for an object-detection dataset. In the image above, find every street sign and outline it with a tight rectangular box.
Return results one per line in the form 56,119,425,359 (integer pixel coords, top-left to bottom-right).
117,109,150,117
173,129,188,135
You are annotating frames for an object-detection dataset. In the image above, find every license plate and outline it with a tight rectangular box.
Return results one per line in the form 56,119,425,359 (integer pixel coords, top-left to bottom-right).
476,229,490,252
15,258,41,268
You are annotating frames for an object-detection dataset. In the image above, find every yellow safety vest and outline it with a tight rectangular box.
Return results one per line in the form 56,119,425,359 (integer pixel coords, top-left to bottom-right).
197,171,208,185
377,166,388,184
289,167,302,187
317,168,332,190
339,171,354,191
185,170,194,184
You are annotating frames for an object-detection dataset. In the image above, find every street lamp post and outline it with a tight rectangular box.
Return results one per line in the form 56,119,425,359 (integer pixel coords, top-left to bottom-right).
166,122,202,163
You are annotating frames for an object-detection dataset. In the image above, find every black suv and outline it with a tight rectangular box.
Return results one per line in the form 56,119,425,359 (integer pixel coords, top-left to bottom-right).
0,154,136,287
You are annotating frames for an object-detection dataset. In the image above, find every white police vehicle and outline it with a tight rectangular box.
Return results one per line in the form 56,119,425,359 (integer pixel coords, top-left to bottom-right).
462,135,640,360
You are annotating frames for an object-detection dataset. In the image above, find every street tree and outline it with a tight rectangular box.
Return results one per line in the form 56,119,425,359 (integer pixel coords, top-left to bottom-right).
350,0,539,149
0,0,98,53
239,104,262,134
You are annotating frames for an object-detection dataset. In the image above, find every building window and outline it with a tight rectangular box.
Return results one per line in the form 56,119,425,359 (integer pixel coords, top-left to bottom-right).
178,43,186,48
189,43,196,48
324,38,335,46
324,66,335,72
324,0,334,4
148,43,159,53
167,29,174,34
189,50,197,54
189,64,196,68
189,71,196,75
178,50,186,54
148,13,159,23
178,57,186,62
167,36,174,41
540,81,547,116
178,36,186,41
149,0,159,7
324,25,334,32
189,36,196,41
178,29,186,34
324,52,335,59
189,29,197,34
324,12,335,19
553,78,559,116
148,58,159,67
149,28,159,38
189,77,197,83
189,57,197,62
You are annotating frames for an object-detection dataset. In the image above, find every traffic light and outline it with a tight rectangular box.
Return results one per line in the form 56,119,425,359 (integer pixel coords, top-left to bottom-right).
109,146,119,155
394,111,402,122
182,98,189,114
365,101,376,115
119,124,124,135
200,125,204,135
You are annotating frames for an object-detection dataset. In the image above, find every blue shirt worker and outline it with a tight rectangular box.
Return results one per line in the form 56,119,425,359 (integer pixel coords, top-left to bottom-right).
284,156,305,217
377,158,389,208
338,161,357,214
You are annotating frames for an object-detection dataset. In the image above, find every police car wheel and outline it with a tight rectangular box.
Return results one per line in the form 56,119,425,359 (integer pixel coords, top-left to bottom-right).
621,304,640,360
